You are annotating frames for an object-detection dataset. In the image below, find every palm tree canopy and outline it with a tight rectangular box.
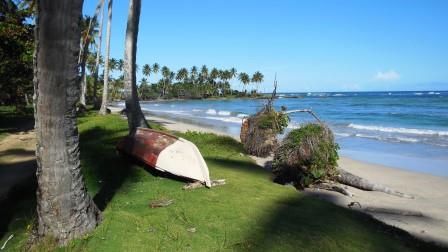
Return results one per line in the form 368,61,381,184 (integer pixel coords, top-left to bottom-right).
238,72,250,85
152,63,160,73
230,67,237,78
142,64,151,77
176,68,188,81
161,66,170,79
252,71,264,83
201,65,208,78
210,68,219,80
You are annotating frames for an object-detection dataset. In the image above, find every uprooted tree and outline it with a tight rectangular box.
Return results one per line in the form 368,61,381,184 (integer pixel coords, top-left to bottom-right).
271,123,413,198
240,79,289,157
242,81,412,198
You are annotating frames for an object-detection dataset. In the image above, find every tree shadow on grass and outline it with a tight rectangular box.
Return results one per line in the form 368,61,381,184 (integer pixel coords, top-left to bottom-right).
79,126,134,211
0,160,36,240
232,190,445,252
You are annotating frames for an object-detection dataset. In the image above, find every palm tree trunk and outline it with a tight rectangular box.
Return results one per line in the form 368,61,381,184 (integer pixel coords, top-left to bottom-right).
93,0,105,108
79,39,90,107
123,0,149,133
99,0,113,115
34,0,101,245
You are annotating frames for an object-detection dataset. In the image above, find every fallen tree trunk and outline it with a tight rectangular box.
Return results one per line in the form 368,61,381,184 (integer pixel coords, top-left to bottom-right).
311,182,354,197
337,169,414,199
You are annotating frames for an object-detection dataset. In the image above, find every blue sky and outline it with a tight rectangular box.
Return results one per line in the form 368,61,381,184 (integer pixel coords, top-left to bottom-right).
83,0,448,92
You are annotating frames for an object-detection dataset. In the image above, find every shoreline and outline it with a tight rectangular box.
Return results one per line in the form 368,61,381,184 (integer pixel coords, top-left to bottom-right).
108,106,448,246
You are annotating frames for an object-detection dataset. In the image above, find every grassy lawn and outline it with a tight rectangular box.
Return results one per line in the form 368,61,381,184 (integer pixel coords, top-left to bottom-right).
1,111,443,251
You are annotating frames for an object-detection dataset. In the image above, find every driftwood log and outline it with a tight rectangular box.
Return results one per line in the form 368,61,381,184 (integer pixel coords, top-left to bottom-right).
336,169,413,198
183,179,226,190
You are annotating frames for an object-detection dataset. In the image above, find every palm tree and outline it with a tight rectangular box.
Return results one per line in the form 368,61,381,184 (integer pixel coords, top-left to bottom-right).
79,15,98,107
99,0,113,115
161,66,170,96
123,0,149,132
34,0,101,244
238,72,250,94
190,65,198,84
152,62,160,82
251,71,264,93
142,64,152,78
176,68,189,83
92,0,105,108
210,67,219,95
200,65,208,97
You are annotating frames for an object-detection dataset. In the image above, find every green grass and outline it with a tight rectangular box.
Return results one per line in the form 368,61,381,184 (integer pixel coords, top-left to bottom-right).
1,110,444,251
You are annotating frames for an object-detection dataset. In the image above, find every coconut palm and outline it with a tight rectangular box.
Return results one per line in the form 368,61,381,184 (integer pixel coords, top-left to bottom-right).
99,0,113,115
238,72,250,94
190,65,198,84
34,0,101,244
79,15,99,107
142,64,152,78
176,68,189,83
200,65,209,97
161,66,170,96
123,0,149,132
92,0,105,107
251,71,264,93
152,63,160,81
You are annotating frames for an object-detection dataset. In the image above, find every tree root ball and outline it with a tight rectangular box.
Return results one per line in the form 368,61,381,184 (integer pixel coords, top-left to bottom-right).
272,123,340,189
240,108,288,157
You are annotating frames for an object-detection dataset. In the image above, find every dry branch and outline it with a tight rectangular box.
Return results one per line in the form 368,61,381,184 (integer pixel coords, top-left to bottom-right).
183,179,226,190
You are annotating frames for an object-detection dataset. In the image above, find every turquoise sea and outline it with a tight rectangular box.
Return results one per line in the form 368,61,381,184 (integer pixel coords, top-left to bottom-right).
118,91,448,177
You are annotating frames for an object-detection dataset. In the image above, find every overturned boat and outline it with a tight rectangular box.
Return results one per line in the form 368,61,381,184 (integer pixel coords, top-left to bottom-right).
117,128,212,187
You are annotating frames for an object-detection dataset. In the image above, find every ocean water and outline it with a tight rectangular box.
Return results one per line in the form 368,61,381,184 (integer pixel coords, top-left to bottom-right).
119,91,448,177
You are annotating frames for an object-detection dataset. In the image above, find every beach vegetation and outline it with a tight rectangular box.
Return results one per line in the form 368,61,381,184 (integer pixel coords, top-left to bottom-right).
272,123,340,188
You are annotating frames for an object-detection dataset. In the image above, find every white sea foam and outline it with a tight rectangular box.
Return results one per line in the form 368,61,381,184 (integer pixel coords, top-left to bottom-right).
348,123,448,136
414,92,423,96
237,113,248,118
218,110,231,116
204,116,242,124
334,132,351,137
154,104,160,107
206,109,217,115
395,137,419,143
192,109,202,112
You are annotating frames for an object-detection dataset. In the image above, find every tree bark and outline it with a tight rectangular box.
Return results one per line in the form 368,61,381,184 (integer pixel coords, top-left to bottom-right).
34,0,101,245
99,0,113,115
92,0,105,108
123,0,149,133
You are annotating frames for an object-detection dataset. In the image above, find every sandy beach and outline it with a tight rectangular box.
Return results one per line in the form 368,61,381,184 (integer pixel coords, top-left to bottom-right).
122,108,448,246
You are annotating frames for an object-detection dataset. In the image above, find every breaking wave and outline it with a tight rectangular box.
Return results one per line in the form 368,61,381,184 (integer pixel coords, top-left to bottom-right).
348,123,448,136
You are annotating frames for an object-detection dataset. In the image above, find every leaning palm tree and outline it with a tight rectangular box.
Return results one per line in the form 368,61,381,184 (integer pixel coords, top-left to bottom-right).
251,71,264,93
123,0,149,132
34,0,101,244
99,0,113,115
238,72,250,94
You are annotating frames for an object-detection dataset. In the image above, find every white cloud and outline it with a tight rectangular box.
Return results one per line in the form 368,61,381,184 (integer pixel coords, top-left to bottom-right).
374,70,400,81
